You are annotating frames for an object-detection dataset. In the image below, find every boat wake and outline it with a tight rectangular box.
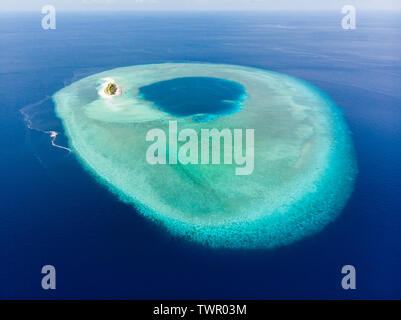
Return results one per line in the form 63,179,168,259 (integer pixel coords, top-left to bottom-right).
20,96,72,153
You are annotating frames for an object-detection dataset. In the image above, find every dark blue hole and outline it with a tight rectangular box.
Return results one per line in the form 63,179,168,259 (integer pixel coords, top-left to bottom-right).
139,77,247,121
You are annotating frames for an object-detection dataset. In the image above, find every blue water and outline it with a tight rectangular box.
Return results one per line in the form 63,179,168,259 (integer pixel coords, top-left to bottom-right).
0,11,400,299
139,77,246,119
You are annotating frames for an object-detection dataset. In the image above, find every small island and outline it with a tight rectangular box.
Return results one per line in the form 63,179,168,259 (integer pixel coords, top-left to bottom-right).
99,78,122,98
105,83,118,96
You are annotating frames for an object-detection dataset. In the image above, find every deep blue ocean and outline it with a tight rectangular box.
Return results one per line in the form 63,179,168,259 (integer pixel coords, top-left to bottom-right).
0,11,400,299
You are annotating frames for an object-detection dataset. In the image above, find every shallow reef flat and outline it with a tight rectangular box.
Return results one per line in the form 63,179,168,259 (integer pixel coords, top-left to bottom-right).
53,63,357,249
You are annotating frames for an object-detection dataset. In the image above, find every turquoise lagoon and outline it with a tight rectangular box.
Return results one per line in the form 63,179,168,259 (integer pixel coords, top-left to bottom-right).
53,63,357,249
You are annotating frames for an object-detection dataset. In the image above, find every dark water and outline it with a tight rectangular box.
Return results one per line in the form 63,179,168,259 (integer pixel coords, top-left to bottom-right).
139,77,246,119
0,11,400,299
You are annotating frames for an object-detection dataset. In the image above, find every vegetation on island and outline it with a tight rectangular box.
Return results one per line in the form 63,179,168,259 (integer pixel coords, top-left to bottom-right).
105,83,118,95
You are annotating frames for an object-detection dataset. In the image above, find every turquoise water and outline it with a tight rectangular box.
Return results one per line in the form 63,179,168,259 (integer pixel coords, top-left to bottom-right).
139,77,246,121
53,63,357,249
